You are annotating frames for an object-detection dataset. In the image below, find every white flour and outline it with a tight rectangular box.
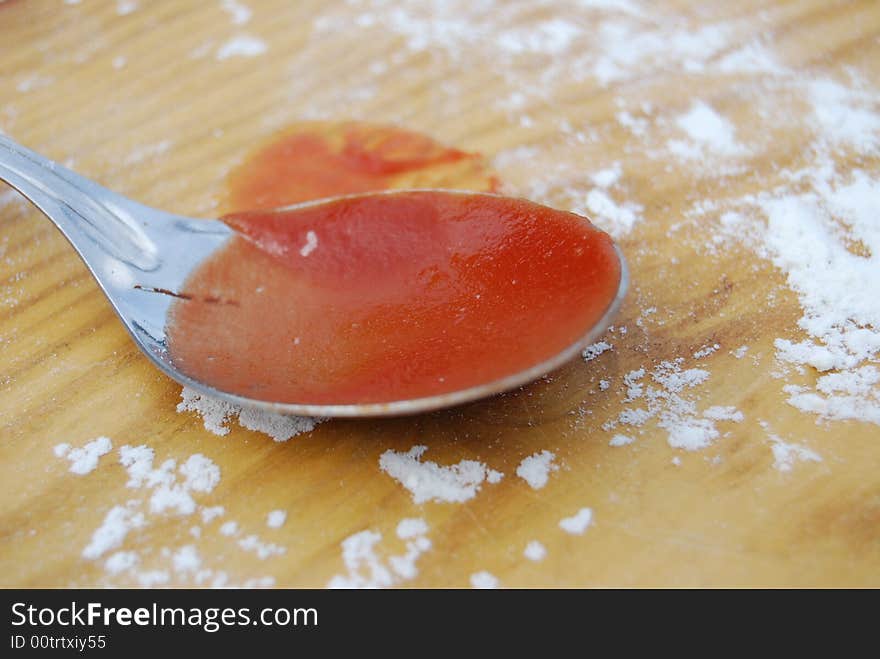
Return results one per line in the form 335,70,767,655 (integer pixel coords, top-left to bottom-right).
238,535,285,559
216,35,267,60
768,435,823,473
603,359,744,450
220,0,251,25
515,450,559,490
116,0,138,16
54,437,113,475
668,102,745,160
327,518,432,588
523,541,547,562
266,510,287,528
177,386,324,441
559,508,594,535
469,571,499,589
379,445,499,504
582,341,613,362
754,172,880,424
54,442,278,587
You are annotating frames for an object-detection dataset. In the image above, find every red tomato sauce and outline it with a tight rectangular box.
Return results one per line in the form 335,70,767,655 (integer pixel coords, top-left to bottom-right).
165,124,621,406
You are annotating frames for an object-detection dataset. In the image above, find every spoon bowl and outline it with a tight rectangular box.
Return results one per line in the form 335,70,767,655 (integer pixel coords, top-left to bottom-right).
0,134,627,417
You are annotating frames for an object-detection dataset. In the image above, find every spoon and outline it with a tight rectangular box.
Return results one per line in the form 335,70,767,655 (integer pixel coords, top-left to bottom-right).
0,134,628,417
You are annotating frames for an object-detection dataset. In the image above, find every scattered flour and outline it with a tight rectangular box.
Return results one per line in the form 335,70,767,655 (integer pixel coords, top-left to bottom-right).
753,171,880,425
238,535,285,559
82,503,146,560
582,340,613,362
379,445,497,504
470,571,499,589
603,359,744,450
559,508,593,535
668,102,745,160
55,442,277,586
396,518,428,539
590,163,622,188
177,386,323,441
515,451,559,490
221,0,252,25
806,78,880,153
172,545,201,573
54,437,112,475
201,506,225,523
693,343,720,359
216,35,267,60
768,435,823,473
104,551,139,575
523,540,547,562
486,469,505,484
583,188,644,237
16,74,55,93
609,433,634,447
266,510,287,528
702,406,745,422
327,519,432,588
123,139,172,166
116,0,138,15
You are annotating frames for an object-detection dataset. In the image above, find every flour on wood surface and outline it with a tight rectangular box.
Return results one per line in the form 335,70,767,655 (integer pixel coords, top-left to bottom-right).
470,571,499,589
515,450,559,490
379,445,499,504
693,344,720,359
559,508,594,535
768,435,823,473
266,510,287,528
177,386,323,441
54,441,279,587
220,0,251,25
216,35,267,60
602,358,744,450
116,0,138,16
54,437,112,475
668,102,746,160
582,341,613,362
486,469,505,484
238,535,285,559
523,541,547,562
327,518,432,588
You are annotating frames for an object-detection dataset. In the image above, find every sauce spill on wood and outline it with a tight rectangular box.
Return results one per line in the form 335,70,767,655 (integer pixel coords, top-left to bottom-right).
166,123,621,405
225,122,500,210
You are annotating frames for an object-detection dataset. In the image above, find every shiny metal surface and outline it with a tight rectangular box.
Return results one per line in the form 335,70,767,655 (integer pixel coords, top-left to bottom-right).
0,134,628,417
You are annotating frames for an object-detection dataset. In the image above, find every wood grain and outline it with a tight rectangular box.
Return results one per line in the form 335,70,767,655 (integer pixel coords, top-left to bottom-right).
1,0,878,587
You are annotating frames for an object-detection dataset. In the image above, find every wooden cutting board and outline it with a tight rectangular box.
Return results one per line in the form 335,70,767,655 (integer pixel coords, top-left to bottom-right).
1,0,878,587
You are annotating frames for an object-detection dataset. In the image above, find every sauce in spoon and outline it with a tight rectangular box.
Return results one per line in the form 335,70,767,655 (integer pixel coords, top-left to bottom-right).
165,123,622,406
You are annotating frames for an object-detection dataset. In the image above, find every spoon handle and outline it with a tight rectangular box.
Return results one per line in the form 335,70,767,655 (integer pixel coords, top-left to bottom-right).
0,134,158,270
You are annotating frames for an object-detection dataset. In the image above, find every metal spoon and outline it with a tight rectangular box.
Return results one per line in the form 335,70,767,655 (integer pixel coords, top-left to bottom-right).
0,134,628,417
